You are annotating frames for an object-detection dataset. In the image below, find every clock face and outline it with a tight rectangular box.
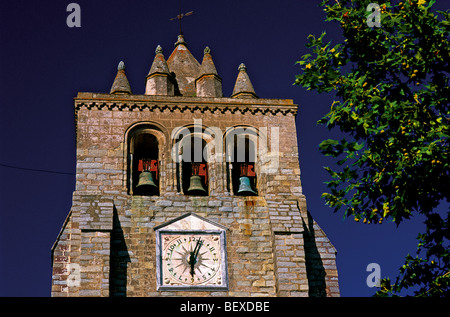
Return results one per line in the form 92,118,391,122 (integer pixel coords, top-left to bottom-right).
154,213,229,291
160,232,224,288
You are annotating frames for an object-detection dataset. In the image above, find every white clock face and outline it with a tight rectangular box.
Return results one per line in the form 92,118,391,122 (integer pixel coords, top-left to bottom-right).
154,213,229,291
160,233,224,287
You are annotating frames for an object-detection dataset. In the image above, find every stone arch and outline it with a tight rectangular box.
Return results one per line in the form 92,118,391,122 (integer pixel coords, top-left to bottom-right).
223,125,268,195
170,122,215,195
124,121,168,195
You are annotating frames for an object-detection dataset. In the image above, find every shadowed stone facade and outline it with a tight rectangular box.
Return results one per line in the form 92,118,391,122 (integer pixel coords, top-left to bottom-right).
51,35,339,297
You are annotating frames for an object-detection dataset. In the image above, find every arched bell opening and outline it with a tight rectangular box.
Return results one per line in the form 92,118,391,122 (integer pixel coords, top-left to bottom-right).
129,132,160,196
226,132,258,196
181,136,209,196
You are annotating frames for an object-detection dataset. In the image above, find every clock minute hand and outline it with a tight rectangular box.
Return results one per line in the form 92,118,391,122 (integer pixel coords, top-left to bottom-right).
193,239,203,259
189,239,203,277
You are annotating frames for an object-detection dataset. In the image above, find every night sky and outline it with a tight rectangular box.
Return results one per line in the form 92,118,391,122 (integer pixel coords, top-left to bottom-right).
0,0,447,297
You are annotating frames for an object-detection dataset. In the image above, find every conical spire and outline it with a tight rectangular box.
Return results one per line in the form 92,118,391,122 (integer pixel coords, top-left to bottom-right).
167,35,200,97
145,45,175,96
198,47,218,76
196,47,222,97
147,45,171,77
110,61,132,94
231,63,257,99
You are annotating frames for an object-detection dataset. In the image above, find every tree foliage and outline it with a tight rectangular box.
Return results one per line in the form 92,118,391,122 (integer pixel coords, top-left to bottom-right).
294,0,449,296
377,212,449,296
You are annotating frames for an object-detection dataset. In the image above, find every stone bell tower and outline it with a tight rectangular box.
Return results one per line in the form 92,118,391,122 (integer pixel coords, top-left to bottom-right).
51,34,339,297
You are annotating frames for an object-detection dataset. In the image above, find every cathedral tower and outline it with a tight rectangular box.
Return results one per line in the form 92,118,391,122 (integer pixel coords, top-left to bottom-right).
51,35,339,297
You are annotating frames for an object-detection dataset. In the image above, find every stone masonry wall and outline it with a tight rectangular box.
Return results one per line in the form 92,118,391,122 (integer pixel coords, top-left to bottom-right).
51,94,339,297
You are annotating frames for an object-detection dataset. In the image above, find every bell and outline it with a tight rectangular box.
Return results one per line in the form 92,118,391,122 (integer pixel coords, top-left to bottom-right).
237,176,256,195
187,175,207,195
136,171,158,189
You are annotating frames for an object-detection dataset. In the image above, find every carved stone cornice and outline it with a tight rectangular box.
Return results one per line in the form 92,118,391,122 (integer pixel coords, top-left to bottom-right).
74,93,298,117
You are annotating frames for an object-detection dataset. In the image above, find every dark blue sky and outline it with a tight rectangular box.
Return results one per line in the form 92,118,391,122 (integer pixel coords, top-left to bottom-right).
0,0,447,297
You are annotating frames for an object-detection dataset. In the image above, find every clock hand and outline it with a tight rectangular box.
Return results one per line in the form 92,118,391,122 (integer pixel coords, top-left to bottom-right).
193,239,203,259
189,239,203,277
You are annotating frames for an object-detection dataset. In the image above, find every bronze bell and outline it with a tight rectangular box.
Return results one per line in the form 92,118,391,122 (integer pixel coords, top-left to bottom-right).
136,171,158,189
237,176,256,195
187,175,207,195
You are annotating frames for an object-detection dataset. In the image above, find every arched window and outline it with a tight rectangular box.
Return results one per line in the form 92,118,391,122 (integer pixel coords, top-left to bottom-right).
172,126,210,196
181,136,208,196
225,127,258,196
127,126,162,196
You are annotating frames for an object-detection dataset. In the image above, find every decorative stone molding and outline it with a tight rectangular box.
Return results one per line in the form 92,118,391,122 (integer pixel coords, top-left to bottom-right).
74,93,298,116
